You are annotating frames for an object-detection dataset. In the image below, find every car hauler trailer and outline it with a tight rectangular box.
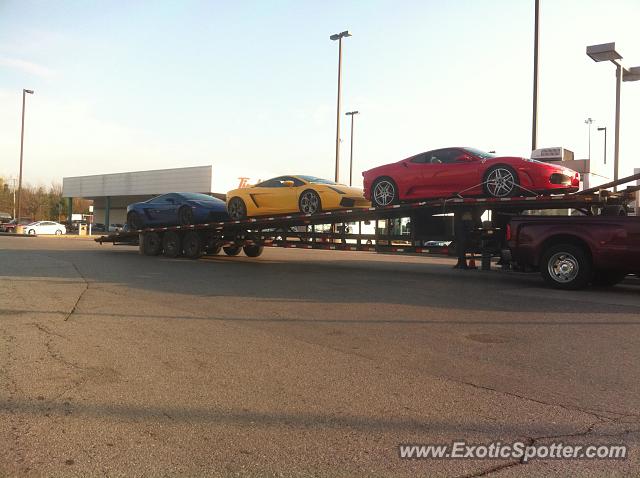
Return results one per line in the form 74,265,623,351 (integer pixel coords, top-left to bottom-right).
96,173,639,282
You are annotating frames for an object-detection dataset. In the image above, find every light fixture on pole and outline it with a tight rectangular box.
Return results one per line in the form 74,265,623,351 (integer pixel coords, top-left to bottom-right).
330,30,352,183
345,110,359,187
597,126,607,165
16,88,34,221
584,117,594,160
586,42,640,191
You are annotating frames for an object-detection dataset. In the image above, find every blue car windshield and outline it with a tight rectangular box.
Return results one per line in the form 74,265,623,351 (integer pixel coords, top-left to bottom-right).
178,193,217,201
297,176,337,185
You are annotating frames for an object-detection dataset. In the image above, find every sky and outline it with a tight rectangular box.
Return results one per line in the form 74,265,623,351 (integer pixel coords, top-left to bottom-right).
0,0,639,192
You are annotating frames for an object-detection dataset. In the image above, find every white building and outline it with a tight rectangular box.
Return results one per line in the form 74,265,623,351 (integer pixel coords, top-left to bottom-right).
62,165,223,226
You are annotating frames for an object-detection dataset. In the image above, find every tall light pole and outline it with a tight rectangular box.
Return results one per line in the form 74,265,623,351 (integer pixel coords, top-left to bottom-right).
345,111,359,186
597,126,607,165
11,178,17,219
584,117,593,160
17,88,34,220
587,43,640,191
330,30,352,183
531,0,540,151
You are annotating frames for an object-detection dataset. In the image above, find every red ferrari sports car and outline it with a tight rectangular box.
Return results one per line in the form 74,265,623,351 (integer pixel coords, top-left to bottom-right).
363,147,580,207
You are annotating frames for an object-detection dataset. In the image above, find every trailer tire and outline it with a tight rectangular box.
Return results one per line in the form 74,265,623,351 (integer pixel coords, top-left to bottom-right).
142,232,162,256
592,270,627,287
540,243,591,290
243,245,264,257
183,231,203,259
223,245,242,256
162,231,182,258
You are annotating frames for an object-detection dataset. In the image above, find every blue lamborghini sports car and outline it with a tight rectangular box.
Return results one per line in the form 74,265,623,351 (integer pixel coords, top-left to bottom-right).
126,192,229,229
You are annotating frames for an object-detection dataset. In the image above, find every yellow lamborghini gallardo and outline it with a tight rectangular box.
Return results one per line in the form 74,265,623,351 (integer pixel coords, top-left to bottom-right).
226,175,370,220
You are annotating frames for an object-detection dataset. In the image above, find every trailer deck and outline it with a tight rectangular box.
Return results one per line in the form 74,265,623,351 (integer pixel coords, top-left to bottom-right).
95,174,638,263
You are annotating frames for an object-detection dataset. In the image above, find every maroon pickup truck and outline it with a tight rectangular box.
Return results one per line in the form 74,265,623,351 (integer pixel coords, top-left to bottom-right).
507,214,640,289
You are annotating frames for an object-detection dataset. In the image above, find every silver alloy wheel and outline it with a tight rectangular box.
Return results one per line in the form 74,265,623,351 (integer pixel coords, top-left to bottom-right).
300,191,320,214
373,179,396,206
547,252,579,283
485,168,516,197
55,230,62,235
228,198,246,220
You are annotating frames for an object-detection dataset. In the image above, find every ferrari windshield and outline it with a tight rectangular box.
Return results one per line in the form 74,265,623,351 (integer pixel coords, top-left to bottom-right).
297,176,337,185
464,148,496,159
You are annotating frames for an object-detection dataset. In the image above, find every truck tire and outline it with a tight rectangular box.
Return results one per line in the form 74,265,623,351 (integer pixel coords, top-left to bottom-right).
162,231,182,258
540,243,591,290
142,232,162,256
592,271,627,287
183,231,203,259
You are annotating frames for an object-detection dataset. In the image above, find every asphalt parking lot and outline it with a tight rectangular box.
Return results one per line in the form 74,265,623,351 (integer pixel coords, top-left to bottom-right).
1,235,639,477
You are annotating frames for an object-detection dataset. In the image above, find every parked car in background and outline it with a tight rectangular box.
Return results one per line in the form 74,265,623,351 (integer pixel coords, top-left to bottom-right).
90,223,106,233
363,147,580,207
226,175,370,220
22,221,67,235
1,218,33,233
0,211,12,223
109,223,125,232
126,192,229,229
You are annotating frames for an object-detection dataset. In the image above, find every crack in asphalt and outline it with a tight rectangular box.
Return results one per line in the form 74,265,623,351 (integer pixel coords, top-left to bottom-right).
458,420,640,477
64,262,89,321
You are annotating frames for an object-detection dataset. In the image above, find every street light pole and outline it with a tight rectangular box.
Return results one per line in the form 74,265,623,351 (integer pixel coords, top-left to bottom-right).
586,43,640,192
531,0,540,151
584,117,593,161
17,88,34,220
330,30,352,183
345,111,359,186
613,64,622,190
11,178,17,219
597,126,607,166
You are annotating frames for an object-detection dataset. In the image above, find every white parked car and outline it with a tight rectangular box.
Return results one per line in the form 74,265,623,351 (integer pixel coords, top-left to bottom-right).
23,221,67,235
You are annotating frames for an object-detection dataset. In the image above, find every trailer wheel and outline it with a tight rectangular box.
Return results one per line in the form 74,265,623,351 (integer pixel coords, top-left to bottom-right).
162,231,182,258
592,271,627,287
243,245,264,257
183,231,203,259
143,232,162,256
223,245,242,256
483,165,519,198
540,243,591,290
178,206,194,226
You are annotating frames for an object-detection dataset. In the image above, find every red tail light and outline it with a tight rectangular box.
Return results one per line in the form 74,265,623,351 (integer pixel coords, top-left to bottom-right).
506,224,512,241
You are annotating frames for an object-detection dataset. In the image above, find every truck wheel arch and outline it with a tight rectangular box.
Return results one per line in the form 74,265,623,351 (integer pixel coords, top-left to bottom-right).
537,234,592,268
